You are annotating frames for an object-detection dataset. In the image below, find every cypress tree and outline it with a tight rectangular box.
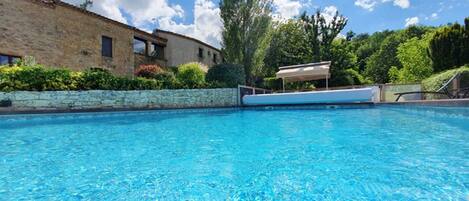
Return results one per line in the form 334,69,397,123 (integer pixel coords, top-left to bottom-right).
429,21,466,72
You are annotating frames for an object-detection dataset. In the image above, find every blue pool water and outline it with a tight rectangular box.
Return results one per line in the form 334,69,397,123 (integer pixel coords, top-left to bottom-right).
0,106,468,200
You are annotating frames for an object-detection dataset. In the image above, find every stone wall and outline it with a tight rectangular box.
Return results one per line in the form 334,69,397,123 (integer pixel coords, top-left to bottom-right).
0,0,166,76
0,89,239,112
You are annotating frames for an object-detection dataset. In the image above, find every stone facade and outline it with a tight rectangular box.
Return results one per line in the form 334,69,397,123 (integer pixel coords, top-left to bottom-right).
0,0,166,76
155,30,222,70
0,0,224,76
0,89,239,112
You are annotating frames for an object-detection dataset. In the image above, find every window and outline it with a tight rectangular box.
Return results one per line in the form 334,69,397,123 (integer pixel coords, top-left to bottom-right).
101,36,113,57
198,48,204,58
0,54,21,66
133,37,147,55
151,43,165,60
208,51,211,56
213,53,218,63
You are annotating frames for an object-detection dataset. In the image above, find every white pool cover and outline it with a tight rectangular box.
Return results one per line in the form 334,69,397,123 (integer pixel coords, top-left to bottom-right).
243,87,378,106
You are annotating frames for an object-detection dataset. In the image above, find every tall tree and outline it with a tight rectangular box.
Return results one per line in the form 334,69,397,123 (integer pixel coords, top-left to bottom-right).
300,10,348,62
429,21,468,72
364,32,406,83
220,0,272,84
263,20,311,77
389,32,434,83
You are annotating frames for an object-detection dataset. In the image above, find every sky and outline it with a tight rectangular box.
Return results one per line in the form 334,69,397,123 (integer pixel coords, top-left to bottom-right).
63,0,469,48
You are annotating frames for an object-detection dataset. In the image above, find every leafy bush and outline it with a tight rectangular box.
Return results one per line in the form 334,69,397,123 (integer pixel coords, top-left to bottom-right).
262,77,282,90
422,65,469,91
113,77,162,90
0,65,79,91
176,62,206,88
0,65,161,91
134,64,164,78
206,64,245,87
154,71,177,89
79,68,116,90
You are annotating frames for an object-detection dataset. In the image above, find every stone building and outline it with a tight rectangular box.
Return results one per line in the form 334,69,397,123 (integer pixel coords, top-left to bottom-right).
154,30,222,71
0,0,222,76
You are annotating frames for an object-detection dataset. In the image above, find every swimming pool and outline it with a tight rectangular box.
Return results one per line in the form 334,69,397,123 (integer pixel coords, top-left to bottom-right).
0,106,468,200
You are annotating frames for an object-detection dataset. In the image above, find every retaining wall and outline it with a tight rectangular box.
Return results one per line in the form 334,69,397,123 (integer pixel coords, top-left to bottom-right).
0,89,239,113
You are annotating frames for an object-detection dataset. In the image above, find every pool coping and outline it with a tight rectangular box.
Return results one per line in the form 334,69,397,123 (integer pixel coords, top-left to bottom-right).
0,99,468,115
376,98,469,107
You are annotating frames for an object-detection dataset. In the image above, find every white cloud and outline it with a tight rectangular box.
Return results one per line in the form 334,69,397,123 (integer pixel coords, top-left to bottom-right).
405,16,419,27
158,0,222,48
119,0,185,27
64,0,128,23
354,0,378,11
355,0,411,11
425,13,438,20
273,0,303,20
392,0,410,9
63,0,222,48
321,6,339,24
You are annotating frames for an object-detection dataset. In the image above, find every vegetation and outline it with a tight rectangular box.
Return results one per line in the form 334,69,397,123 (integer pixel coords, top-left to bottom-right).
0,65,161,92
422,65,469,91
263,20,311,77
1,6,468,92
429,19,469,72
175,62,206,89
0,61,247,91
218,0,467,89
220,0,272,84
79,0,93,10
389,31,434,83
134,64,164,78
206,64,245,87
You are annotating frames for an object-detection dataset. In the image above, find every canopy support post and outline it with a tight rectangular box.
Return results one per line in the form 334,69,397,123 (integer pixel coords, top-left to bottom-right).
282,78,285,93
326,74,329,90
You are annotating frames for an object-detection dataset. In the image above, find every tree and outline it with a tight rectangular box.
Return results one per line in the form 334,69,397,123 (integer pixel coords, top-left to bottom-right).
429,19,469,72
364,32,406,83
323,39,364,87
300,10,348,62
263,20,311,76
220,0,272,84
346,31,355,41
389,32,434,83
79,0,93,10
352,31,394,72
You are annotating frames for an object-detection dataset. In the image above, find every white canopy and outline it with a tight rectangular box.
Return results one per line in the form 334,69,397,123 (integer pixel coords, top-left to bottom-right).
276,61,331,82
276,61,331,91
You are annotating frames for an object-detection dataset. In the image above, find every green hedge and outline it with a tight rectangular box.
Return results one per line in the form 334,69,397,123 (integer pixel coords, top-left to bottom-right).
206,64,245,87
0,61,240,91
0,65,161,91
422,65,469,91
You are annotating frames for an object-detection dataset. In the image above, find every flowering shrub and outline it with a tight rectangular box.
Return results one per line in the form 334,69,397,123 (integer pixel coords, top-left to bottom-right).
134,64,164,78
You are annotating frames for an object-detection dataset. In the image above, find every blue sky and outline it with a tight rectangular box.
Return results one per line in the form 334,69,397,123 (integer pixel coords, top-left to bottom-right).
64,0,469,48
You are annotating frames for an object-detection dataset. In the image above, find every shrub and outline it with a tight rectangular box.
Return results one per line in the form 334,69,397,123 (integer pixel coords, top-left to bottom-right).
206,64,245,87
0,65,77,91
79,68,116,90
422,65,469,91
262,77,282,90
154,71,177,89
134,64,176,88
176,62,206,88
0,66,162,91
135,64,164,78
113,77,162,90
